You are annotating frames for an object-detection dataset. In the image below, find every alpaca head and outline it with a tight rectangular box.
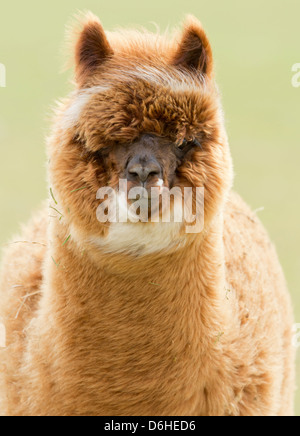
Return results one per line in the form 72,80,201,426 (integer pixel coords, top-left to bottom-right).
48,13,233,255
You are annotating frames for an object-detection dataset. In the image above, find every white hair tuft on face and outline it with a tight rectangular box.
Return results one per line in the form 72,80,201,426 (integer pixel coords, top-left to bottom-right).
61,86,110,129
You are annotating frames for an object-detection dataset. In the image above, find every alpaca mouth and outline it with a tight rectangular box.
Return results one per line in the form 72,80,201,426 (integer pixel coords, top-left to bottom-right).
127,196,160,221
127,194,153,204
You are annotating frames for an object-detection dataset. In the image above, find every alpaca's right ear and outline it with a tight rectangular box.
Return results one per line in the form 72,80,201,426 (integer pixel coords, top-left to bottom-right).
171,15,213,78
74,12,113,86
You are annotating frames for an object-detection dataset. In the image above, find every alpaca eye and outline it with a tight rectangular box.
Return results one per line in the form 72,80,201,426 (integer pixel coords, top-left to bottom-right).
191,139,202,149
179,139,188,149
178,139,202,150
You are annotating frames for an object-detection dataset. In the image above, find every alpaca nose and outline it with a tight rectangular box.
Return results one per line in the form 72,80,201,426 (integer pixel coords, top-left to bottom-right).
127,160,162,183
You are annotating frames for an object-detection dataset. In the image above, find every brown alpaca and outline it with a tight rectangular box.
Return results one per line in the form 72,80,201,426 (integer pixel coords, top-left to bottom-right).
0,13,295,416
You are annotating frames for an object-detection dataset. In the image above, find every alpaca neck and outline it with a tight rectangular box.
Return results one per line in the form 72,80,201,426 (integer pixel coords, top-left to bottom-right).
34,215,232,414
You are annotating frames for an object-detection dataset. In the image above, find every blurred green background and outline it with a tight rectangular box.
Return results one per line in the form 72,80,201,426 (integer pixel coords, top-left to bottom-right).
0,0,299,415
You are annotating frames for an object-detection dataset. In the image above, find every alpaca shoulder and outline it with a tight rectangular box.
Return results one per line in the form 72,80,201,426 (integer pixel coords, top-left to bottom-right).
0,205,48,341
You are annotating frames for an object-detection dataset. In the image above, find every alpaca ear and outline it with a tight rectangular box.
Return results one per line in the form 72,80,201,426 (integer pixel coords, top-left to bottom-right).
172,16,213,77
74,13,113,86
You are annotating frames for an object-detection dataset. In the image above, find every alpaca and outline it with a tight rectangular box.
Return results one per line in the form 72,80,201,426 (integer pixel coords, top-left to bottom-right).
0,13,295,416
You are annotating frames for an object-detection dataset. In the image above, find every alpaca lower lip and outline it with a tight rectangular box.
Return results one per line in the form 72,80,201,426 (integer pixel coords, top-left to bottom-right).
128,193,152,202
128,197,151,204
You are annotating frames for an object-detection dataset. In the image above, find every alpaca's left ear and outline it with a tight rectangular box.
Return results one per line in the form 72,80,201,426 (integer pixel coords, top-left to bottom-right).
74,12,114,86
171,16,213,77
